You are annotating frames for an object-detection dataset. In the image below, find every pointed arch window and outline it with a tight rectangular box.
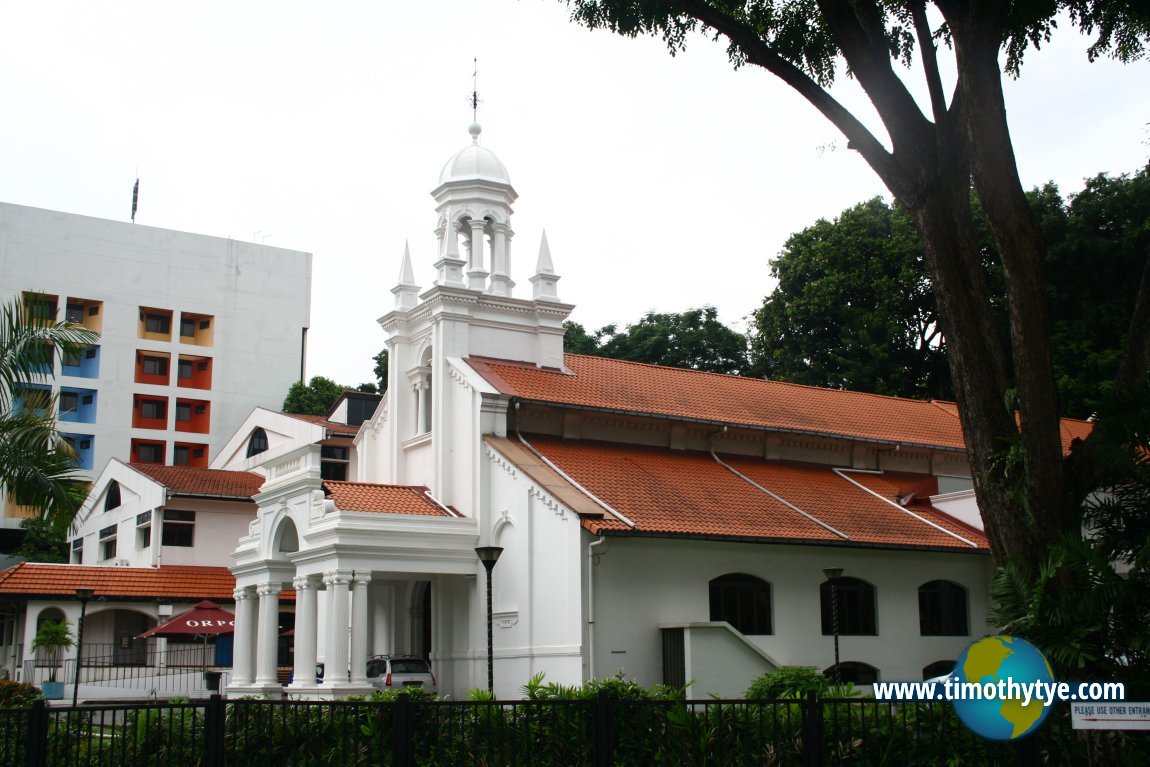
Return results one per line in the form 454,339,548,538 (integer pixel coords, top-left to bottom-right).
918,580,968,636
709,573,772,635
246,428,269,458
104,481,122,511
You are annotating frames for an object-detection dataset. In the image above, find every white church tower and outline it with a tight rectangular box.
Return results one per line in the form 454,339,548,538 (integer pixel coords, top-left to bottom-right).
370,122,574,506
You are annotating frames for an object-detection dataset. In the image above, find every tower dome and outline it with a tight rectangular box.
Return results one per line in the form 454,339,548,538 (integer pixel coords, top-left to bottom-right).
437,123,511,185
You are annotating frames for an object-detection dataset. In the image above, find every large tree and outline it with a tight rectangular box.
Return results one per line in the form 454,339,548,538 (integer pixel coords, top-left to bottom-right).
282,376,352,416
750,197,951,399
565,306,749,374
560,1,1150,572
750,166,1150,415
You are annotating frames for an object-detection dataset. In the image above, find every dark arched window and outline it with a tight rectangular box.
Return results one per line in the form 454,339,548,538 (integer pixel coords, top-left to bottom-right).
246,428,269,458
825,661,879,686
923,660,955,680
918,580,968,636
103,481,122,511
820,577,877,636
709,573,772,635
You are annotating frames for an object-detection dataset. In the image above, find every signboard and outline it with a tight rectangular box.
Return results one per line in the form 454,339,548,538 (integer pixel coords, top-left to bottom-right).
1072,702,1150,730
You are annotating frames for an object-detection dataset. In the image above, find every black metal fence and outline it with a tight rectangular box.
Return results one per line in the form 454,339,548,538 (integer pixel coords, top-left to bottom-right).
0,693,1146,767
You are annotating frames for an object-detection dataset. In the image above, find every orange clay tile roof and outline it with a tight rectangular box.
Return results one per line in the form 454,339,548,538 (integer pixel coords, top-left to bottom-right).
469,354,1092,452
0,564,266,602
496,435,987,551
127,463,264,499
322,482,453,516
284,413,360,436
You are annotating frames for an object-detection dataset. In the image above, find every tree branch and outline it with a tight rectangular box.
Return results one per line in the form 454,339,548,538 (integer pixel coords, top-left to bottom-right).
667,0,900,186
911,1,949,123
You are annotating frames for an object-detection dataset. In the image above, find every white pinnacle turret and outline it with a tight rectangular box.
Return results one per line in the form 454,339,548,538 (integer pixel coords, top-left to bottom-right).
530,230,561,302
391,241,421,310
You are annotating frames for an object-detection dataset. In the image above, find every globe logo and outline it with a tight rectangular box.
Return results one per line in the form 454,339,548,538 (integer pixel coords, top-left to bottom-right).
951,635,1054,740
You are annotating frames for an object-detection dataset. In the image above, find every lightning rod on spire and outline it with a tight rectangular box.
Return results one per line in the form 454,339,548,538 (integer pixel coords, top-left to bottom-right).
471,57,480,123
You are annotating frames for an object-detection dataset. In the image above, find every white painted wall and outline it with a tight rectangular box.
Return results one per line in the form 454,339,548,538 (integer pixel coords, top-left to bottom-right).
589,536,993,695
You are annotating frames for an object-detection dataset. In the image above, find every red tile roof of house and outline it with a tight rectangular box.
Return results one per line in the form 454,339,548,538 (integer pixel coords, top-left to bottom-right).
490,435,987,551
127,463,264,499
0,564,249,602
284,413,360,436
470,354,1092,452
322,482,454,516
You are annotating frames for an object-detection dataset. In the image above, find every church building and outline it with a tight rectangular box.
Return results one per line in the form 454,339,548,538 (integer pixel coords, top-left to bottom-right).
20,121,1091,700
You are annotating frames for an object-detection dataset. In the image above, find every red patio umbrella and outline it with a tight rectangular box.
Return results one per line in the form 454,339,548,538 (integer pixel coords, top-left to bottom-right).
138,600,236,667
138,600,236,638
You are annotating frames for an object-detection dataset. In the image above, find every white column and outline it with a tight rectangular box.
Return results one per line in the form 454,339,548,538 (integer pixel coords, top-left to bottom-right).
467,218,489,291
349,572,372,684
323,570,352,686
289,575,319,689
231,586,257,686
489,223,513,297
254,582,282,687
413,384,424,435
372,584,394,656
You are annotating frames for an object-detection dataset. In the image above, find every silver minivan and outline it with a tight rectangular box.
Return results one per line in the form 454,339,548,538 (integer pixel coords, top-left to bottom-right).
366,656,437,694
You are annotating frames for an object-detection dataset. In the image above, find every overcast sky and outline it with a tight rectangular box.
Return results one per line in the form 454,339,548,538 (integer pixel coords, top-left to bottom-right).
2,1,1147,388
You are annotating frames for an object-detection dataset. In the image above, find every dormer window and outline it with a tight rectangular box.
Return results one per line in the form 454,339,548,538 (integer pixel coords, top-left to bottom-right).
104,481,122,511
246,428,269,458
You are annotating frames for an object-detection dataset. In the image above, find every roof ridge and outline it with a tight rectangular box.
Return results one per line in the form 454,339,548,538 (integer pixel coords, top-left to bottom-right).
562,353,953,407
323,480,428,490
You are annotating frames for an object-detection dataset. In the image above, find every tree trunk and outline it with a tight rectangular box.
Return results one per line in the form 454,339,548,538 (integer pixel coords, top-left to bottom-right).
950,9,1070,541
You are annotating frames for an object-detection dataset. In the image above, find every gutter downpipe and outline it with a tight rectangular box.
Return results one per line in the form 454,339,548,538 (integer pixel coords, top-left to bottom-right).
709,428,851,541
587,535,606,681
832,468,979,548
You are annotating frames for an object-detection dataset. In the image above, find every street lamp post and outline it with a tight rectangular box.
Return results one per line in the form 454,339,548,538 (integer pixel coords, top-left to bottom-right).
822,568,843,684
72,588,94,708
475,546,503,694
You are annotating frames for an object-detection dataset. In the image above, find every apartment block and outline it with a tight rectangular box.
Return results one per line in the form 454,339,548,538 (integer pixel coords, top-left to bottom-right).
0,202,312,529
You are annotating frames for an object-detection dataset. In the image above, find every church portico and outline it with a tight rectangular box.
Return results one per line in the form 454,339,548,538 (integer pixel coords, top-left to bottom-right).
227,442,482,699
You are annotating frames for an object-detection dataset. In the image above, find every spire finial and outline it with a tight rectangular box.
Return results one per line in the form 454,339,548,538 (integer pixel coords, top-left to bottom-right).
471,57,479,123
467,57,484,143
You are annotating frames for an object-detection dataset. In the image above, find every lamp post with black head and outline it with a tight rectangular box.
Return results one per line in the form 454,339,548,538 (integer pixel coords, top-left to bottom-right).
72,587,94,707
822,569,843,684
475,546,503,694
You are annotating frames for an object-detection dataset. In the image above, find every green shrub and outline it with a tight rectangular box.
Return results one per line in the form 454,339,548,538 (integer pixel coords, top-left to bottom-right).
745,666,830,699
0,680,42,708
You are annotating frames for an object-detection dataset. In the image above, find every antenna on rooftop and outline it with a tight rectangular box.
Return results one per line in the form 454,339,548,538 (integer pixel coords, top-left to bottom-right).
470,57,481,123
130,176,139,223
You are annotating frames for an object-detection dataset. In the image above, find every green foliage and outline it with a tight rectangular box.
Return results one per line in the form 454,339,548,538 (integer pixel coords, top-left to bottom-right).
745,665,830,699
372,347,389,392
15,516,68,563
0,296,98,525
1045,165,1150,416
561,321,600,355
992,384,1150,697
750,169,1150,416
31,619,73,682
749,197,952,399
0,679,42,708
564,307,749,375
281,376,350,416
